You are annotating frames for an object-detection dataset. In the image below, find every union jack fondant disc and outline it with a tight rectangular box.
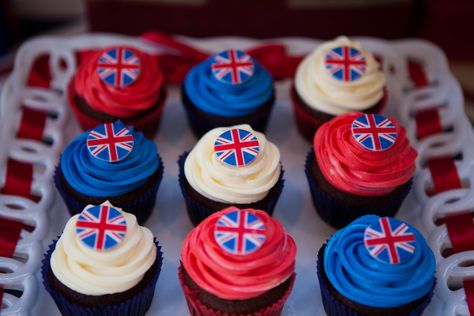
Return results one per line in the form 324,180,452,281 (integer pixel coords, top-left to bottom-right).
214,128,260,168
97,47,141,88
351,114,398,152
214,208,266,255
87,121,134,163
364,217,416,265
324,46,367,82
75,204,127,251
211,49,255,85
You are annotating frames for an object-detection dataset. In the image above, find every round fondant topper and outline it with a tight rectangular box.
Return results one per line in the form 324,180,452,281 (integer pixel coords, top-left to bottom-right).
214,128,260,168
97,47,141,88
75,204,127,252
364,217,416,265
87,121,134,163
324,45,367,82
351,114,398,152
214,208,266,255
211,49,255,85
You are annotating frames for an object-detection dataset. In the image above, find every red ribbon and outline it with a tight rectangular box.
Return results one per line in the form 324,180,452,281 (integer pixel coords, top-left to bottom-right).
141,30,303,84
465,280,474,316
0,217,23,257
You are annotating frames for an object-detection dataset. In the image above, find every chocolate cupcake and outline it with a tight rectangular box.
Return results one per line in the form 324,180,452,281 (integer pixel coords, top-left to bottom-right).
179,206,297,315
54,121,163,224
293,36,387,141
306,112,416,228
178,124,284,225
182,49,275,137
42,201,163,315
317,215,436,316
68,46,167,138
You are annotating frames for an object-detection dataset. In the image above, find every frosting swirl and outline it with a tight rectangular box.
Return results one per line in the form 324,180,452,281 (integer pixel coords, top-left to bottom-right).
183,53,274,117
61,127,159,197
324,215,435,308
181,207,296,300
314,112,416,196
50,201,157,295
295,36,386,115
184,124,281,204
74,46,164,118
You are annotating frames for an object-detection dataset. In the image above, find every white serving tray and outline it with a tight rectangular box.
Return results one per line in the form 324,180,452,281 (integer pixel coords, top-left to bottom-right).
1,34,472,316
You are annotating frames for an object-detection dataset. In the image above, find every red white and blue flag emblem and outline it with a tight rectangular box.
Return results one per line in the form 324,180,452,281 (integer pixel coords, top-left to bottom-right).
214,208,266,255
214,128,260,167
364,217,416,264
75,204,127,251
211,49,255,85
324,46,366,82
87,121,134,163
97,47,141,88
351,114,398,152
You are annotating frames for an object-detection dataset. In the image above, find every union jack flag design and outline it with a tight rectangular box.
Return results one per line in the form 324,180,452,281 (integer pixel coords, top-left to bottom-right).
211,49,255,85
97,47,141,88
364,217,416,264
324,46,367,82
75,204,127,251
86,121,135,163
214,128,260,168
351,114,398,152
214,208,266,255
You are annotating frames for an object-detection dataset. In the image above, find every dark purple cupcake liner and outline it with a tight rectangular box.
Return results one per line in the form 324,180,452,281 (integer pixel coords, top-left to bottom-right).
178,152,284,226
41,239,163,316
54,155,164,224
181,87,275,138
305,149,412,228
316,245,434,316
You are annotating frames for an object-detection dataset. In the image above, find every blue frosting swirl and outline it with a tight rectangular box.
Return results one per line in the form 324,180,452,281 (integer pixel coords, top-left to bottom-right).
60,129,159,197
324,215,435,308
183,55,274,117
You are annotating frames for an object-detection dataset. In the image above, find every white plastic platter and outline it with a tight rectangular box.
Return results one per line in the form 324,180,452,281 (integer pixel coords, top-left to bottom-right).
1,34,471,316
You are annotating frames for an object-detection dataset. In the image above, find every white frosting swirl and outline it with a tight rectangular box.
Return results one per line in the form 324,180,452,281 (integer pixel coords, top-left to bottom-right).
295,36,386,115
184,124,281,204
50,201,157,295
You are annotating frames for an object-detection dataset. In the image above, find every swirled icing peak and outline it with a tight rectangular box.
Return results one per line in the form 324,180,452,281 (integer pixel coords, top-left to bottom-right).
324,215,435,308
181,206,297,300
314,112,417,196
86,121,135,163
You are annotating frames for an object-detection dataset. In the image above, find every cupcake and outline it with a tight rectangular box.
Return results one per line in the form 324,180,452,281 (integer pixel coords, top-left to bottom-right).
42,201,163,315
317,215,436,316
293,36,387,141
182,49,275,137
68,46,167,138
178,124,284,225
306,112,416,228
179,206,297,315
54,120,163,224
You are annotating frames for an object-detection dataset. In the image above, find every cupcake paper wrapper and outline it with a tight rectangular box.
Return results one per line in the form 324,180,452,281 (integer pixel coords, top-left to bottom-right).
178,152,284,226
54,155,164,224
41,239,163,316
178,265,295,316
68,80,167,139
316,245,434,316
305,149,412,228
181,88,275,138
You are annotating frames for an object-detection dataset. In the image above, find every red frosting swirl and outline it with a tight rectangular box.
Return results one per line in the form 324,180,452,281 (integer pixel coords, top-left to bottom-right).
181,207,296,300
73,46,164,118
314,112,417,196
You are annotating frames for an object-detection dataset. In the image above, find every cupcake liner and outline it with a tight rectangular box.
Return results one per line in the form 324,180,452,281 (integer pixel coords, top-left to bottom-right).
181,87,275,138
316,245,434,316
54,155,164,224
67,80,167,139
178,152,284,226
42,239,163,316
178,265,295,316
305,149,412,228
